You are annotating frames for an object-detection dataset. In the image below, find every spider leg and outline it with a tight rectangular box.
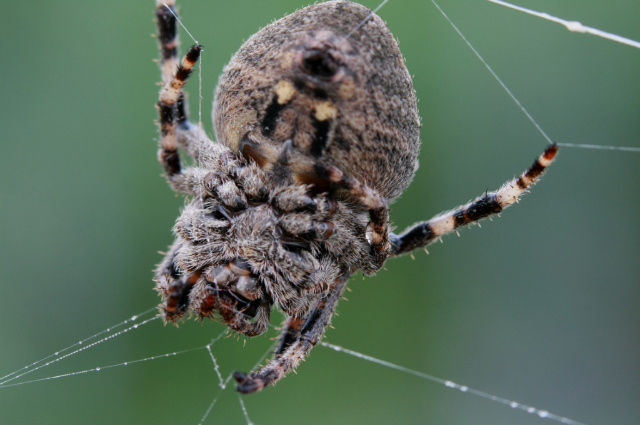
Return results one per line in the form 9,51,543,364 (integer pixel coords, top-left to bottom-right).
233,270,351,394
390,144,558,256
155,0,180,88
156,42,202,178
274,316,307,355
314,162,389,268
156,1,212,179
154,238,197,322
273,185,337,243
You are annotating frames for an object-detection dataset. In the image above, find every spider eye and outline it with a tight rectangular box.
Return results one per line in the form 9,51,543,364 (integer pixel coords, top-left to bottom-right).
300,49,338,79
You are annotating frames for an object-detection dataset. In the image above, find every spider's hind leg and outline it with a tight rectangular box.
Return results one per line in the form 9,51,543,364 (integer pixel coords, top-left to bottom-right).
233,270,351,394
390,144,558,256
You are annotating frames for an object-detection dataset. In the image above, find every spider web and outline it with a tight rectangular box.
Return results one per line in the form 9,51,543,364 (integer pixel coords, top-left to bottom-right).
0,1,638,424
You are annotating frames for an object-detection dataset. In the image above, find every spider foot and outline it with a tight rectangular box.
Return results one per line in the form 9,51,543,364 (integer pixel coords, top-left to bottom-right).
232,354,295,394
157,272,200,323
233,371,269,394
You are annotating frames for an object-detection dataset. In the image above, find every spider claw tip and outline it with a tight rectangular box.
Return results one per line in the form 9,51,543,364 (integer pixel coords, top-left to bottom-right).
234,371,264,394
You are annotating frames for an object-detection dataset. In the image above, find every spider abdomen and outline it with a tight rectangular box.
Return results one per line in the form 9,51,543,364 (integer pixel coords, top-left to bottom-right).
213,1,421,202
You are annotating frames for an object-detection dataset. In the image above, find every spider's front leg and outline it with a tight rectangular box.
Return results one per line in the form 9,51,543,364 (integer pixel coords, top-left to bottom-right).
233,270,351,394
156,0,213,185
390,144,558,256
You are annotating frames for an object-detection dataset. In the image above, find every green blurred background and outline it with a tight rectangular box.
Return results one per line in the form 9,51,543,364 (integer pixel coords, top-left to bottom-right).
1,1,639,424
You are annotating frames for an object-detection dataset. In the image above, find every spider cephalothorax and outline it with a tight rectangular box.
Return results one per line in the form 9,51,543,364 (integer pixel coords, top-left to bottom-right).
154,0,557,394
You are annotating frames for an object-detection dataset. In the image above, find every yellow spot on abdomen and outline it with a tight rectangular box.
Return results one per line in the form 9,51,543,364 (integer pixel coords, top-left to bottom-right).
275,80,296,105
314,101,337,121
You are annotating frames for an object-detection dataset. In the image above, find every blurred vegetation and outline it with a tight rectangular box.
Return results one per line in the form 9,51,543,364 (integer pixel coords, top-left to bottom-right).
1,1,638,424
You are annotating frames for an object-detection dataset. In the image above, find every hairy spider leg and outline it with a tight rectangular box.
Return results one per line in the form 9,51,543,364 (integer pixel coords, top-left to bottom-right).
156,44,202,176
156,0,179,86
313,162,389,269
274,316,308,355
389,144,558,256
155,0,204,178
155,239,194,321
233,270,351,394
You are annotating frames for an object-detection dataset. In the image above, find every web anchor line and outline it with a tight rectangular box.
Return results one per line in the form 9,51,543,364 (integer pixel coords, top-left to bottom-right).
488,0,640,50
345,0,389,39
557,143,640,153
198,342,275,425
431,0,640,155
321,342,589,425
0,307,158,387
0,347,201,389
0,328,232,391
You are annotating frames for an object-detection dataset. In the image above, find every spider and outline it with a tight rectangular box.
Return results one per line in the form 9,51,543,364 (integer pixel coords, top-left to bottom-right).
153,0,557,394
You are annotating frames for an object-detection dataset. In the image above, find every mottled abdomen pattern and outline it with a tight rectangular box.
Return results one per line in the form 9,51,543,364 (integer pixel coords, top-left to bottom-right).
213,1,421,201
